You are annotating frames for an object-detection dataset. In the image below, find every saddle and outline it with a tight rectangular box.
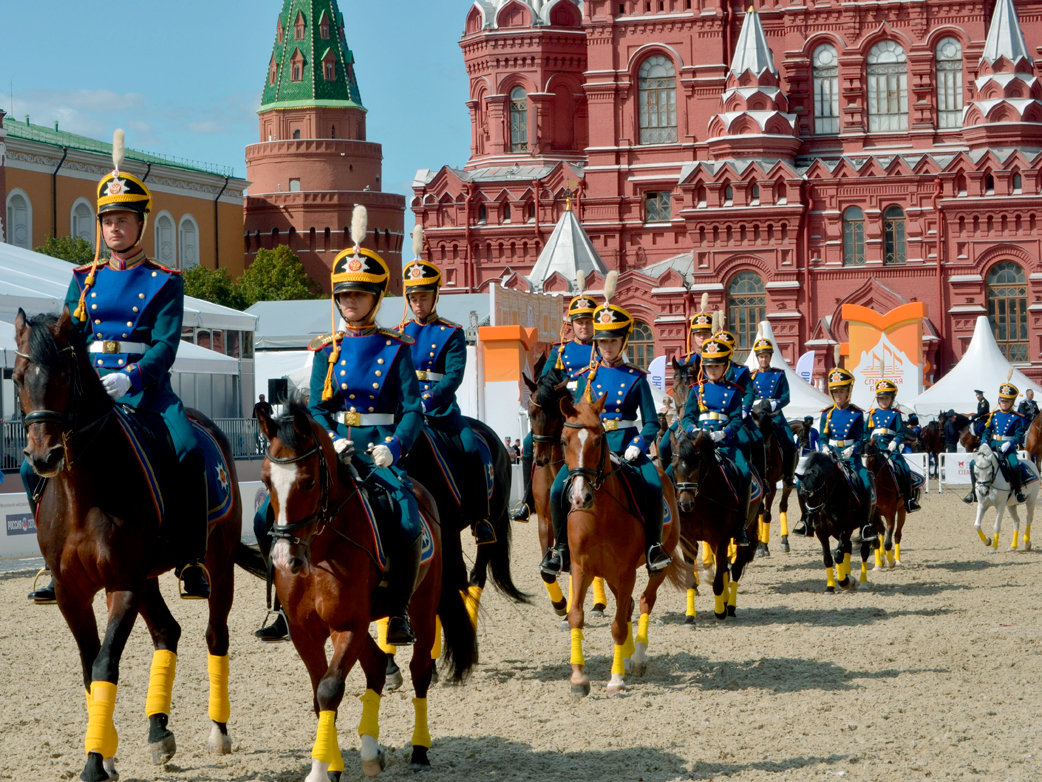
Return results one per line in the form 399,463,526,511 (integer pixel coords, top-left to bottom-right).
712,450,763,505
418,426,493,507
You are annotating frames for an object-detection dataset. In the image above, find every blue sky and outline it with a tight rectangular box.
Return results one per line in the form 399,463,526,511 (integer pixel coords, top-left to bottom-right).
0,0,472,223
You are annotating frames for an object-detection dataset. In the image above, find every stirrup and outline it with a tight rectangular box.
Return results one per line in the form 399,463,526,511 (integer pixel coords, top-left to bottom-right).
28,569,57,604
645,544,672,574
540,546,566,576
473,519,497,545
177,562,211,600
386,615,416,646
254,609,290,642
509,503,531,522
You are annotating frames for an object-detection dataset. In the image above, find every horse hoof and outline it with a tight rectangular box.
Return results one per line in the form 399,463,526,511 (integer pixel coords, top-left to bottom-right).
81,752,112,782
629,660,647,677
590,608,605,619
385,656,403,691
410,745,431,767
714,611,726,620
780,537,790,553
361,748,386,777
559,618,570,631
571,681,591,699
755,543,770,558
825,586,835,593
328,771,342,782
684,614,695,625
208,723,232,755
726,605,736,617
1025,542,1033,551
150,733,176,765
551,598,567,617
606,683,628,694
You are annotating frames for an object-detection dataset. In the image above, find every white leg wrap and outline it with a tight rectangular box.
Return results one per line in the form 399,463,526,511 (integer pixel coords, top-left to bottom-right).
305,759,330,782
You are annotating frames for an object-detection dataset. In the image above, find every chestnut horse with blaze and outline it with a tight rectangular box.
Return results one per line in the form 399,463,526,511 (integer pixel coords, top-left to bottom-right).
558,395,684,696
14,309,241,782
257,402,477,780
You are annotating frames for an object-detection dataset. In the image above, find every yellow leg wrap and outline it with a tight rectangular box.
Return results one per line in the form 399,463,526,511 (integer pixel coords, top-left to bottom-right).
611,643,626,676
826,567,836,589
411,697,432,749
1024,524,1031,546
208,653,230,724
312,710,340,764
566,574,574,613
430,616,442,660
1011,529,1019,549
593,577,607,607
859,561,868,583
376,617,396,655
145,649,177,718
357,689,381,740
844,552,852,580
701,540,713,567
977,527,989,544
727,580,738,609
762,518,770,544
85,681,118,759
464,585,482,628
714,592,726,616
992,532,1000,549
636,613,650,646
757,515,765,543
894,542,901,561
780,511,789,536
545,578,564,605
874,545,884,569
329,744,345,774
685,588,696,619
887,546,896,566
622,621,635,657
569,628,585,666
728,541,737,563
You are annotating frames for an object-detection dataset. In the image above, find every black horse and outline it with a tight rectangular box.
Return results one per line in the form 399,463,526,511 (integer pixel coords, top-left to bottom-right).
750,398,798,555
796,451,879,592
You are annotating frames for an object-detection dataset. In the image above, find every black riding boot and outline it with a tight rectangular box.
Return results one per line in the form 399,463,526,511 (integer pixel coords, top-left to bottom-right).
177,461,210,600
386,535,422,646
641,496,671,575
539,490,569,575
962,465,977,504
24,494,57,603
255,597,289,641
511,452,534,521
1010,464,1027,503
900,470,921,512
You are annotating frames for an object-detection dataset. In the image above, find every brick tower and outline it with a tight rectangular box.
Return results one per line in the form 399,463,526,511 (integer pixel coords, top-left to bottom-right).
245,0,405,293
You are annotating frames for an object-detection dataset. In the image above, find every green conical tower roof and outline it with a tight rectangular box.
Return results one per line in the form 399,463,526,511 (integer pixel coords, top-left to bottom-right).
260,0,364,112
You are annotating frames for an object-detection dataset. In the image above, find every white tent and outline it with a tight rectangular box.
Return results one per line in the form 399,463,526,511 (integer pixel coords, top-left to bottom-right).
912,315,1042,419
743,320,834,420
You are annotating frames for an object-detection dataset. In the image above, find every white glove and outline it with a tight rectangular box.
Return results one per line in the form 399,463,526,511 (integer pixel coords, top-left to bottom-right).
769,399,779,412
1001,441,1012,454
333,438,352,454
710,430,726,443
371,444,393,467
624,445,642,462
841,445,855,459
420,398,428,413
101,372,131,400
887,440,898,453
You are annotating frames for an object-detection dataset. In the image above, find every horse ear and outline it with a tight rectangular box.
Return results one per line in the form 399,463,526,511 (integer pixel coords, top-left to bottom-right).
534,352,548,377
257,406,277,441
56,305,73,335
14,308,27,334
591,392,607,415
523,372,537,393
292,405,311,440
671,356,680,371
560,394,578,419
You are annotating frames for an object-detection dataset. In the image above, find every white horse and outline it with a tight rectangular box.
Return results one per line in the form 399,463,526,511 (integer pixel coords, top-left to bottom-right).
971,443,1036,551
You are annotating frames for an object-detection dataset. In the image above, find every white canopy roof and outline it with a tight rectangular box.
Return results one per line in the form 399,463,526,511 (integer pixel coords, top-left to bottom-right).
912,315,1042,419
743,320,834,420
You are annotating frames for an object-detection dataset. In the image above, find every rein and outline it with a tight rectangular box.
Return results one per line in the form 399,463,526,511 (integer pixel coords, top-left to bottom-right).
563,419,611,491
266,442,358,544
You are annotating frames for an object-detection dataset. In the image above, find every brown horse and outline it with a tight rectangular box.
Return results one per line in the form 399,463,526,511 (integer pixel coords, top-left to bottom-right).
751,398,797,555
671,429,761,620
14,308,241,782
1024,411,1042,470
864,443,907,571
558,394,683,696
915,419,945,477
257,401,477,779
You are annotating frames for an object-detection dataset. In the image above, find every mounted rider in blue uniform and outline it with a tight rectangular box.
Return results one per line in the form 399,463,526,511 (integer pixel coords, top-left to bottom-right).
679,336,752,546
658,302,714,468
511,282,597,521
866,379,921,512
399,227,494,545
819,367,874,538
714,329,765,491
540,291,673,576
963,381,1028,505
23,132,209,601
751,337,798,486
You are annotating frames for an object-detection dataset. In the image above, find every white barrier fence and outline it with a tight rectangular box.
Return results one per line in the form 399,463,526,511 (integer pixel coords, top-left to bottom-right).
935,450,1030,493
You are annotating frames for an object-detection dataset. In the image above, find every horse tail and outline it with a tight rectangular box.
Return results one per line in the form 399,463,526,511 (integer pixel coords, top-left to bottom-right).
663,546,688,591
436,564,479,684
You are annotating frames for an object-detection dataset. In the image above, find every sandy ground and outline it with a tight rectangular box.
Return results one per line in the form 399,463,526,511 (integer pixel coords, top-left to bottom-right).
1,488,1039,782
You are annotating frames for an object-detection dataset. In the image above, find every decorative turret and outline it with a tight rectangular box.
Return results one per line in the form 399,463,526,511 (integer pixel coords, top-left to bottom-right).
963,0,1042,149
705,7,799,161
466,0,582,31
526,199,608,293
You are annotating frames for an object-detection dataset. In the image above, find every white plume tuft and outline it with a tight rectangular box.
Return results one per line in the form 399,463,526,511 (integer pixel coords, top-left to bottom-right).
412,224,423,260
112,129,125,173
604,270,618,303
833,344,841,365
699,292,709,312
1007,367,1014,382
350,205,368,248
576,269,586,295
712,311,722,333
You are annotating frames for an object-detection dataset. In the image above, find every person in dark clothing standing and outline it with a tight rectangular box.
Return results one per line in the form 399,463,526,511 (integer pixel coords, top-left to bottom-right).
971,390,990,437
1017,388,1039,421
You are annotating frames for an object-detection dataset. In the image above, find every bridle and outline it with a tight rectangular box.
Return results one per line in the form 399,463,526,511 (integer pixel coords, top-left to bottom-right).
562,419,610,491
266,437,355,545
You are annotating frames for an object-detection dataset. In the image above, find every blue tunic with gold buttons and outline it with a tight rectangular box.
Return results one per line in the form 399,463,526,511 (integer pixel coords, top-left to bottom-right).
982,409,1026,472
820,403,872,495
728,361,762,455
309,326,424,541
524,339,596,461
680,377,750,480
866,406,913,483
752,366,794,449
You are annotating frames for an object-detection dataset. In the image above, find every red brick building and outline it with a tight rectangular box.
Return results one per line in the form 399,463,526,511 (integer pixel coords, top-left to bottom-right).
414,0,1042,381
245,0,405,293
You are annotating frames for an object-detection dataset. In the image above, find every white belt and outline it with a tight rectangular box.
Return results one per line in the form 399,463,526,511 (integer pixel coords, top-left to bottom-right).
334,412,395,426
415,370,444,382
89,340,149,355
699,412,725,423
830,439,854,448
871,428,895,437
602,418,637,431
993,435,1016,442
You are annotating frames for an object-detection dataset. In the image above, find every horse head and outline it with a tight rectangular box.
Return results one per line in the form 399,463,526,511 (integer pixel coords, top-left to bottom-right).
797,451,836,517
671,427,716,514
14,307,107,477
525,368,569,467
559,392,608,512
750,398,775,438
973,441,998,486
671,357,697,411
259,398,342,576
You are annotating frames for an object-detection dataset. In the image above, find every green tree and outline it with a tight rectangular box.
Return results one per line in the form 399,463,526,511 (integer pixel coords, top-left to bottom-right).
236,245,322,307
35,235,97,265
183,265,247,310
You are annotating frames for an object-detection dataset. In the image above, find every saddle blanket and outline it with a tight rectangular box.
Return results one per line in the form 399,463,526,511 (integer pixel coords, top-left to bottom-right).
355,482,436,573
713,452,764,506
421,428,494,507
606,454,674,532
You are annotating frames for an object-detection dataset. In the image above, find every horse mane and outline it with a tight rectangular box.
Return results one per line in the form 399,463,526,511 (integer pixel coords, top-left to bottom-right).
535,369,567,409
274,396,315,453
676,428,712,464
26,312,88,398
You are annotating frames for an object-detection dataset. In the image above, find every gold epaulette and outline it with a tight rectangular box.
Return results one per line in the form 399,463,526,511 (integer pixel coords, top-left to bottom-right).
73,259,110,272
379,328,414,345
308,333,341,351
435,317,461,329
623,362,647,375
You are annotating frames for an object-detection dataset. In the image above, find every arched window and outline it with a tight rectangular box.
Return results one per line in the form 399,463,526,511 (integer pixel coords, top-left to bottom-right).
154,212,176,266
628,320,656,370
843,206,865,265
179,216,200,270
509,87,528,152
936,37,963,129
638,55,677,144
726,272,766,354
5,190,32,249
867,41,908,131
883,205,906,265
70,198,95,243
987,261,1028,362
812,44,840,134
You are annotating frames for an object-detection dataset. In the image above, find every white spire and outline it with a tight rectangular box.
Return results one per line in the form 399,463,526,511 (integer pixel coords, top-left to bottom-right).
730,7,777,77
982,0,1031,64
526,207,608,293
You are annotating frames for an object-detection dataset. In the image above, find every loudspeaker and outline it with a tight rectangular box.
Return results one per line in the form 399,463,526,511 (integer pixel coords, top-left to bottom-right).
268,378,289,405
